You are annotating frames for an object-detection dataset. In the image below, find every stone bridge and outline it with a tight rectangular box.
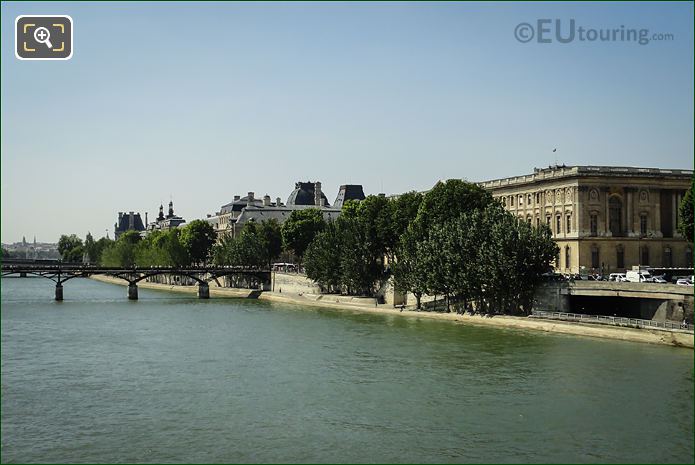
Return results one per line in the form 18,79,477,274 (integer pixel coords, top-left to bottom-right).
534,281,694,323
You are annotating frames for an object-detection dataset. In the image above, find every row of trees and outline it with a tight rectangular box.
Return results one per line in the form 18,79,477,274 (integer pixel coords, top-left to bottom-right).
57,220,217,267
302,179,559,315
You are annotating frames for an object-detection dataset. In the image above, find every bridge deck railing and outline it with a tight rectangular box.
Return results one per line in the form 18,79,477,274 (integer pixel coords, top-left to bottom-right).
530,310,694,333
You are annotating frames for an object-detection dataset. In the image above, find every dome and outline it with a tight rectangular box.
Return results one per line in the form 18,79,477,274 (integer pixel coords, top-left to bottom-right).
287,182,330,207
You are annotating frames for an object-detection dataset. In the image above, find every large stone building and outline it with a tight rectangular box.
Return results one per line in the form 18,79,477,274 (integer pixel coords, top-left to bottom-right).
480,165,693,274
207,182,366,238
114,211,145,239
145,200,186,234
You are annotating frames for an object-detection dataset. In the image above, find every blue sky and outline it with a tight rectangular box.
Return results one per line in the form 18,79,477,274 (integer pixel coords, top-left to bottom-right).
2,1,693,243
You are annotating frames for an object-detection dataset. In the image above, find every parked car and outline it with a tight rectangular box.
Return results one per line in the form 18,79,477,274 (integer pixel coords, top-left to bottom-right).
625,270,653,283
651,275,668,284
676,278,694,286
608,273,627,282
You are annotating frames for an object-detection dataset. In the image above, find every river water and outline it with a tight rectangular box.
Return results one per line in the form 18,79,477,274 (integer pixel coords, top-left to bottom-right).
1,277,693,463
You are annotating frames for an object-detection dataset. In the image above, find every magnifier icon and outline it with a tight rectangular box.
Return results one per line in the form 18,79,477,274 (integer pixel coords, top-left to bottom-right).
33,27,53,49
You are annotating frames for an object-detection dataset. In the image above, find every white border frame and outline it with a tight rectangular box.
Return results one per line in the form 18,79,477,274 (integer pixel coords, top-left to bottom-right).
15,15,73,61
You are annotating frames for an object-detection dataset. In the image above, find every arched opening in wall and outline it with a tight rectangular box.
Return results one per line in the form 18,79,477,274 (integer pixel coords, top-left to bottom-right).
616,245,625,269
641,246,650,266
662,247,673,268
591,245,600,270
640,213,648,236
556,214,562,235
590,212,598,237
609,196,623,236
565,246,571,271
566,212,572,233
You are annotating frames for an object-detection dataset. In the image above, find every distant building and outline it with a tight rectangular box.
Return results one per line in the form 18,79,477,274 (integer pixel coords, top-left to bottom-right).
480,165,694,274
145,201,186,234
207,181,366,239
2,236,60,259
333,185,366,209
114,211,145,239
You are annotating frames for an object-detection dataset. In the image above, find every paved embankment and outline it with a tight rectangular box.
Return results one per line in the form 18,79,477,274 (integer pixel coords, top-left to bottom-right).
90,275,694,349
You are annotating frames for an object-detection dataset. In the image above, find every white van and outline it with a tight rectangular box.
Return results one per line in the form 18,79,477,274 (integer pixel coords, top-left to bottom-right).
609,273,627,282
626,270,652,283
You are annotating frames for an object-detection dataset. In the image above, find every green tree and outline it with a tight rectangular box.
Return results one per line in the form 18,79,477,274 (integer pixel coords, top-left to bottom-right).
391,191,423,245
258,219,283,268
281,209,326,266
678,177,694,242
304,221,343,291
180,220,216,265
57,234,83,262
100,230,141,267
413,179,493,233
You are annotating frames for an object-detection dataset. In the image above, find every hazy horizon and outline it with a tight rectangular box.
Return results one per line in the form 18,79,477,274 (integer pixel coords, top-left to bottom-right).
2,1,693,243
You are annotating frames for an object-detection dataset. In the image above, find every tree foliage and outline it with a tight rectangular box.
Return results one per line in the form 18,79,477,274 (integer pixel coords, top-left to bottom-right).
281,209,326,264
180,220,216,265
100,231,141,267
57,234,84,262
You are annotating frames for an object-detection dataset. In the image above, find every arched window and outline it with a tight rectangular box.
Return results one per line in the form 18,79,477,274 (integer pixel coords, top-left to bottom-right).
536,217,540,228
518,195,523,205
590,213,598,237
591,245,600,269
641,246,649,266
609,196,623,236
528,194,532,205
565,246,571,270
640,214,648,236
616,245,625,269
556,214,562,234
566,213,572,233
527,215,532,225
510,196,514,207
663,247,672,268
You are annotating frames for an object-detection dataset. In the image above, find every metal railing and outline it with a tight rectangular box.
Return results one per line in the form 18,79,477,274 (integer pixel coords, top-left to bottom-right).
530,311,694,333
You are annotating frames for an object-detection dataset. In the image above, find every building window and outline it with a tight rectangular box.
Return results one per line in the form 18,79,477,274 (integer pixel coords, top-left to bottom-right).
518,195,523,205
566,213,572,233
641,246,649,266
616,246,625,269
546,216,551,229
527,216,532,225
565,246,571,270
591,246,600,269
536,192,541,204
590,213,598,237
536,217,540,228
528,194,532,205
502,197,506,207
663,247,672,268
510,196,514,207
640,214,647,236
609,196,623,236
686,248,693,268
556,215,562,234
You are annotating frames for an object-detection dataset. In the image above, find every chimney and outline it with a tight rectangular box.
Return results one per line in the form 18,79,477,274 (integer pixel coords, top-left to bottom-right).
118,212,123,222
234,195,240,201
247,192,255,208
129,212,135,229
314,181,322,207
263,195,271,207
145,212,148,225
276,197,282,207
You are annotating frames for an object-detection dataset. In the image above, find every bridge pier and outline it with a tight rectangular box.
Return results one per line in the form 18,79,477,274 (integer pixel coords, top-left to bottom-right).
128,283,138,300
198,283,210,299
55,283,63,301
